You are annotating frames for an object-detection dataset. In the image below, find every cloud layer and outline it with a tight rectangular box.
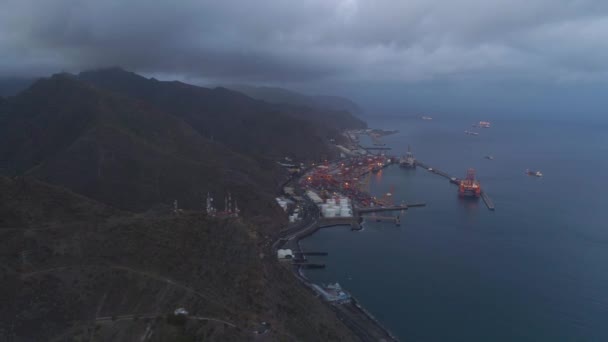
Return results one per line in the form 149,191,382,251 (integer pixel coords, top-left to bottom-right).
2,0,608,84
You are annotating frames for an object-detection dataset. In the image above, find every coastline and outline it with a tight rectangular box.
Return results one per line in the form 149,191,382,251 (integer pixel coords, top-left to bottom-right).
271,128,406,341
273,166,400,341
274,218,400,342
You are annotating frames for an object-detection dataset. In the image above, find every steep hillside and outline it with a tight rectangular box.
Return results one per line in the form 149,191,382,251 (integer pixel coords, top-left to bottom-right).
226,84,366,129
0,70,365,342
0,176,358,341
312,94,363,115
79,68,340,161
0,75,280,216
0,78,36,97
226,85,318,108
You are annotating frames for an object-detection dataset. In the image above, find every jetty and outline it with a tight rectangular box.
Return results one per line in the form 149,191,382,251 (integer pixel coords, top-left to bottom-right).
362,214,401,226
356,203,425,214
361,146,392,151
291,262,326,269
415,160,495,211
481,191,495,211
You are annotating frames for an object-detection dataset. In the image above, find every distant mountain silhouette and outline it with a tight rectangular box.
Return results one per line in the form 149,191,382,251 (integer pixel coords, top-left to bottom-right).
226,84,366,128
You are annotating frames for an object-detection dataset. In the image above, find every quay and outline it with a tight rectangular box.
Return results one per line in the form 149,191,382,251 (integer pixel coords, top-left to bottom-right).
481,191,495,211
361,146,392,151
291,262,326,269
357,203,426,214
415,161,458,181
415,160,495,211
362,214,401,226
294,251,328,256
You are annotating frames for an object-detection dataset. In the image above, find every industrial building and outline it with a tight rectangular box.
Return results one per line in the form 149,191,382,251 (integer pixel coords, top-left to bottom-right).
277,249,294,260
306,190,323,204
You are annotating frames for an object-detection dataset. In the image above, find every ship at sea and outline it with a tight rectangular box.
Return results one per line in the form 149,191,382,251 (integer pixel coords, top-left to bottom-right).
473,121,491,128
399,145,416,168
526,169,543,177
464,130,479,136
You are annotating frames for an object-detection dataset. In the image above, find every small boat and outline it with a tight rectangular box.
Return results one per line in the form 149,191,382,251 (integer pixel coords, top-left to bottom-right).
525,169,543,177
484,155,494,160
421,116,433,120
464,130,479,136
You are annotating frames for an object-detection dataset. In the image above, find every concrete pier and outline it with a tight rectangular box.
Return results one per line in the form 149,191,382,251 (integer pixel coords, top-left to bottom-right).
362,146,392,151
356,203,426,214
481,191,495,211
363,214,400,224
415,160,495,211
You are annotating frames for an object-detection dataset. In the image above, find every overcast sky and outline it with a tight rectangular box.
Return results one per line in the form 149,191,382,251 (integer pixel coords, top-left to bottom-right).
2,0,607,116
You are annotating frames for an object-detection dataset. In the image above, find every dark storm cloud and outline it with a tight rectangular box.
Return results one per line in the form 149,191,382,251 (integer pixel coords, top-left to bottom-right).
2,0,608,83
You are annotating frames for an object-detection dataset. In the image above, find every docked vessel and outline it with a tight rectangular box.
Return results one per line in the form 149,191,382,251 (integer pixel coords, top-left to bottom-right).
526,169,543,177
399,145,416,168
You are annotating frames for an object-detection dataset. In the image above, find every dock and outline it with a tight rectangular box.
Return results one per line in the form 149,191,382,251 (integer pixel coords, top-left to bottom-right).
361,146,392,151
294,251,328,256
415,160,495,211
362,214,401,226
291,262,326,269
481,191,495,211
356,203,426,214
415,161,458,181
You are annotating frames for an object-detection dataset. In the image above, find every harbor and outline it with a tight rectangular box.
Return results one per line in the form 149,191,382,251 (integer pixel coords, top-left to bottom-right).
272,126,503,341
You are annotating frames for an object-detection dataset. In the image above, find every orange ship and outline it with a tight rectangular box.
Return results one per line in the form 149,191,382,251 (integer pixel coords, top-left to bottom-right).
459,168,481,197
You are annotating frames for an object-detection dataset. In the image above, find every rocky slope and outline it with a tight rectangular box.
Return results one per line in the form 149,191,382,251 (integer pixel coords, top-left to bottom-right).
0,176,358,341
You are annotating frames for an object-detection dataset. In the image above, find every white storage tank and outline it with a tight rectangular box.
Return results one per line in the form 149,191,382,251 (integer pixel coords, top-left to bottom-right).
340,208,352,217
325,208,337,217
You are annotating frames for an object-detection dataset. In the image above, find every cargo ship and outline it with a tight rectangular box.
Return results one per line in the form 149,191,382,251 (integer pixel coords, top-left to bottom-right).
399,145,416,168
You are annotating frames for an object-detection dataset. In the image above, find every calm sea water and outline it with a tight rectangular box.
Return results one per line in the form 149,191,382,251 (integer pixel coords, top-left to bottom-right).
302,115,608,341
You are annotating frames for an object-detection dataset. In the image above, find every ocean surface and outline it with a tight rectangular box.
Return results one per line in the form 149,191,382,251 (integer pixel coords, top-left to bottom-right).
301,115,608,341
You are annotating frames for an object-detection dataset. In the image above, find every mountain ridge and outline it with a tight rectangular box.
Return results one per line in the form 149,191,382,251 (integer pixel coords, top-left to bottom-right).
78,68,349,162
0,74,281,216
